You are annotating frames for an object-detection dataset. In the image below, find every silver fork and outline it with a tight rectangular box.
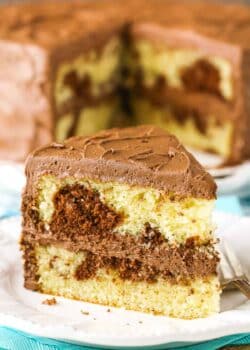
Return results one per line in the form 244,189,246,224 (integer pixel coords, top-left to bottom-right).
219,239,250,299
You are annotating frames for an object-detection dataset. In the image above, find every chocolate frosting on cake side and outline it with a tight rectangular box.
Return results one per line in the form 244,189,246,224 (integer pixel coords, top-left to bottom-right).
25,125,216,199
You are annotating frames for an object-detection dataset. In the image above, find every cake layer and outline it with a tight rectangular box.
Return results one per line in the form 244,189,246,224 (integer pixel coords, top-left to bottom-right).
54,37,122,109
29,244,220,319
55,97,121,142
128,35,236,101
26,176,215,245
132,98,233,157
53,36,124,141
55,86,118,118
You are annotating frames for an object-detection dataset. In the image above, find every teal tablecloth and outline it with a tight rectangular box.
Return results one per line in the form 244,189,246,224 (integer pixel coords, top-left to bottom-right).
0,328,250,350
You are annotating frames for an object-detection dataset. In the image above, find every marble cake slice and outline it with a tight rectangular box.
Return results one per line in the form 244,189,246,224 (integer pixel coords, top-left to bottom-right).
21,125,220,319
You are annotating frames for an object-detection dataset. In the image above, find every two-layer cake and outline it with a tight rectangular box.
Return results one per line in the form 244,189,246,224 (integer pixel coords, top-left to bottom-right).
21,125,220,319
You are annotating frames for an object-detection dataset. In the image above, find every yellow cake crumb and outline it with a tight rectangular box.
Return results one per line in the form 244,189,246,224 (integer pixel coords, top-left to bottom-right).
130,40,233,100
36,245,220,319
132,98,233,158
37,175,215,245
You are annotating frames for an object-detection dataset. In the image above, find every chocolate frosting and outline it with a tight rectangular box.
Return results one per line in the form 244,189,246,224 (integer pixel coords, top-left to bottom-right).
0,1,123,50
26,125,216,199
129,0,250,49
2,0,250,48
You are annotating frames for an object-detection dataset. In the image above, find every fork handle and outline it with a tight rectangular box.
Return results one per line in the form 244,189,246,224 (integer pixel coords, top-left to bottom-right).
233,279,250,299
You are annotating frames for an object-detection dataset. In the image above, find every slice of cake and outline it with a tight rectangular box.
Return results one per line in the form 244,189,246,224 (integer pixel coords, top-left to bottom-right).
21,125,220,319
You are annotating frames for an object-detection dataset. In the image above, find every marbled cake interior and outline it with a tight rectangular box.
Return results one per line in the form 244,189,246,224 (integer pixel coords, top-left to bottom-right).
132,98,233,157
37,175,215,244
22,176,219,319
53,32,236,159
128,40,233,100
35,245,220,319
54,37,123,140
55,37,122,107
55,98,120,141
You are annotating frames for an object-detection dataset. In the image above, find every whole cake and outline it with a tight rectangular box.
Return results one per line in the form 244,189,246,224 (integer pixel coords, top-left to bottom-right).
1,0,249,163
21,125,220,319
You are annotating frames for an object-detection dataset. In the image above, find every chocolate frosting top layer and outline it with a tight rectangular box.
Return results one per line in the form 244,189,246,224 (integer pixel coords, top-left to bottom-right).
2,0,250,49
26,125,216,199
0,0,127,48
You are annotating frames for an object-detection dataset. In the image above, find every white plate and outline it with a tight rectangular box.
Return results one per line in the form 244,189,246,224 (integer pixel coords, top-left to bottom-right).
189,149,250,196
0,213,249,348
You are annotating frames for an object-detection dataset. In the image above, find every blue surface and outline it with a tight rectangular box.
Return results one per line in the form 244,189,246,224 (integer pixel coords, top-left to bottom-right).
0,328,250,350
216,196,242,215
0,191,20,219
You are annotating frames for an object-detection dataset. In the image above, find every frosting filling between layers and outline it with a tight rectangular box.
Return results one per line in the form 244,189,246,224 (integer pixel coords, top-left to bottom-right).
21,241,218,286
21,231,218,283
33,244,220,319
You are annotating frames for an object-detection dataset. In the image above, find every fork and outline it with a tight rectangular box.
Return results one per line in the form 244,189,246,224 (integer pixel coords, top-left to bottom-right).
219,240,250,299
